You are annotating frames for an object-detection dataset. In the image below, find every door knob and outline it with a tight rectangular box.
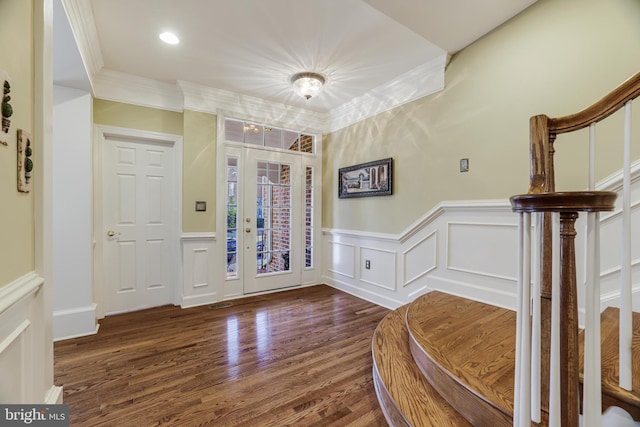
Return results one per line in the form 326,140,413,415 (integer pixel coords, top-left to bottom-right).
245,227,251,233
107,230,121,237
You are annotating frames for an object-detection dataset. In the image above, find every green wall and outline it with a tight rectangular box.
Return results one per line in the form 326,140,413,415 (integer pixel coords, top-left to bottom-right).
94,99,183,136
183,109,216,232
0,0,34,286
323,0,640,234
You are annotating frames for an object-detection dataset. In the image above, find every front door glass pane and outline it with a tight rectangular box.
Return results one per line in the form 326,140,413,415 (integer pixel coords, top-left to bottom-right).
256,162,291,274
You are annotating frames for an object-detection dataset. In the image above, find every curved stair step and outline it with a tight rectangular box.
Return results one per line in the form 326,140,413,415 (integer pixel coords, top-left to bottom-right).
372,305,471,426
406,292,516,427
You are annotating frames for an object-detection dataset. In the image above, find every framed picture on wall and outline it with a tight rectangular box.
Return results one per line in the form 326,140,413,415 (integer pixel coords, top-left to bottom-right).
338,157,393,199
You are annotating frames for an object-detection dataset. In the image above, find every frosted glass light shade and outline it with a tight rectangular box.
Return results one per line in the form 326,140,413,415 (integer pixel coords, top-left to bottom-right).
159,32,179,45
290,72,325,100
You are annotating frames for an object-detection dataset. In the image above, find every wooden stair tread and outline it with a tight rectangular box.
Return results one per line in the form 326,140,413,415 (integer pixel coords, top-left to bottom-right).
406,292,516,426
374,291,640,425
579,306,640,418
372,305,472,426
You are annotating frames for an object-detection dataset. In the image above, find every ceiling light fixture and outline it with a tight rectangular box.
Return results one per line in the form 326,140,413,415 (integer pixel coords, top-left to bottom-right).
290,72,325,100
159,32,180,45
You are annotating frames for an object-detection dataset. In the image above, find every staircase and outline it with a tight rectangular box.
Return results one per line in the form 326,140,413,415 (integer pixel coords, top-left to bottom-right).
373,72,640,426
372,291,640,426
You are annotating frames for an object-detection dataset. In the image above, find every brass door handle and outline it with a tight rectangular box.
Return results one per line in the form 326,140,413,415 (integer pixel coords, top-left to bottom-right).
107,230,121,237
245,227,251,233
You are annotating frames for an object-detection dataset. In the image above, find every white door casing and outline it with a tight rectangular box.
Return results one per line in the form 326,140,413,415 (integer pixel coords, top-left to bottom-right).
95,126,182,316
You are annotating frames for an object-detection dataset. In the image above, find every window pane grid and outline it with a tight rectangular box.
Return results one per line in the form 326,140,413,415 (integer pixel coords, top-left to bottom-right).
225,118,315,154
305,166,313,268
256,161,292,275
226,157,239,277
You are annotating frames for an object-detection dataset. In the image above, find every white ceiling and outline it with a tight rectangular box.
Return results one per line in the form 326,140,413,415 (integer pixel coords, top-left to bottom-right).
55,0,537,122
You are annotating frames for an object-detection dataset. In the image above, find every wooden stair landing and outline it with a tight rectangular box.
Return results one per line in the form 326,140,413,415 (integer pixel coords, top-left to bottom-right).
373,291,640,426
372,305,471,426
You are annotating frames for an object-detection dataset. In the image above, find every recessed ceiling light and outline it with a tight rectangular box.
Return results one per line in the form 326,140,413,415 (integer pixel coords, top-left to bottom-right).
159,32,179,45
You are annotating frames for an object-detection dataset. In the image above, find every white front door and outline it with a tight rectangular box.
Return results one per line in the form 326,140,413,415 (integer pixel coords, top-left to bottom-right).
102,135,176,314
226,148,303,294
244,149,302,293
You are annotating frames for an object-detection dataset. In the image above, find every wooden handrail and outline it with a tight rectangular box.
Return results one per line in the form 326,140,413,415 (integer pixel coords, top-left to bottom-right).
528,72,640,194
513,72,639,426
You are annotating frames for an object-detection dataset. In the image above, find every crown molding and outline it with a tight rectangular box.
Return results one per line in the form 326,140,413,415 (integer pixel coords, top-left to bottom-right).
63,0,447,132
61,0,104,91
327,53,447,133
178,80,328,133
93,69,184,112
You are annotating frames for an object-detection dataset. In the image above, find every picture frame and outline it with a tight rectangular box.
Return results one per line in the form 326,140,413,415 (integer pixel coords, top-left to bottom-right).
338,157,393,199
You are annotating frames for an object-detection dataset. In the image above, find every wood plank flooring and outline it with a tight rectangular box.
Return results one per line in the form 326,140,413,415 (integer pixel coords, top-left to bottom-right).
54,285,390,426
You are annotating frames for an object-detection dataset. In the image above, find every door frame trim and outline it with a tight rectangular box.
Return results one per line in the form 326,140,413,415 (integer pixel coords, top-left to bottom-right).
93,124,183,318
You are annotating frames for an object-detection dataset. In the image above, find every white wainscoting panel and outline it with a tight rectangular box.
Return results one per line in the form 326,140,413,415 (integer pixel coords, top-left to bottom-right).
446,222,518,282
181,233,217,308
327,241,356,279
360,246,396,291
403,230,437,287
323,200,519,310
0,272,59,404
0,320,30,403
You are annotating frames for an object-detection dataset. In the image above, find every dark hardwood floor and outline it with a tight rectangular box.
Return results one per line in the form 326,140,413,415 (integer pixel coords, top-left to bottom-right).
54,285,390,426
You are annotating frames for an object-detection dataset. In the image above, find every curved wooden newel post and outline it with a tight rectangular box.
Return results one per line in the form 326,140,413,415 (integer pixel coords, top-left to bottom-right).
511,192,616,427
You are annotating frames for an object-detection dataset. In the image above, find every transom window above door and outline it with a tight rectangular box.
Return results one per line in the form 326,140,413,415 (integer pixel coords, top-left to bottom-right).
224,118,315,154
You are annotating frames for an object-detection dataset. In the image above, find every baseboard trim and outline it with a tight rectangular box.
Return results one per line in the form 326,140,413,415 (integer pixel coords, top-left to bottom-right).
427,275,516,312
181,292,218,308
323,276,403,310
53,303,98,341
44,385,64,405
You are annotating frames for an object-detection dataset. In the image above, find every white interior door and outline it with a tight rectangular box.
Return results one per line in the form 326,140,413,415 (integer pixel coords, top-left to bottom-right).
226,148,302,294
102,136,176,314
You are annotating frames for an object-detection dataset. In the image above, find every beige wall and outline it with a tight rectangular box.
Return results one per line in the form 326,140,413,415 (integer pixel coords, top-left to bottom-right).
0,0,34,286
93,99,183,136
323,0,640,234
183,109,216,232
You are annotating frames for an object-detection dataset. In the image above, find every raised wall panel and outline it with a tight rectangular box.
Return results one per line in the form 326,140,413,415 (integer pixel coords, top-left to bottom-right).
599,202,640,275
181,234,217,308
0,321,29,403
447,222,518,281
192,248,209,288
403,230,437,287
327,241,356,279
360,246,396,291
0,274,46,403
